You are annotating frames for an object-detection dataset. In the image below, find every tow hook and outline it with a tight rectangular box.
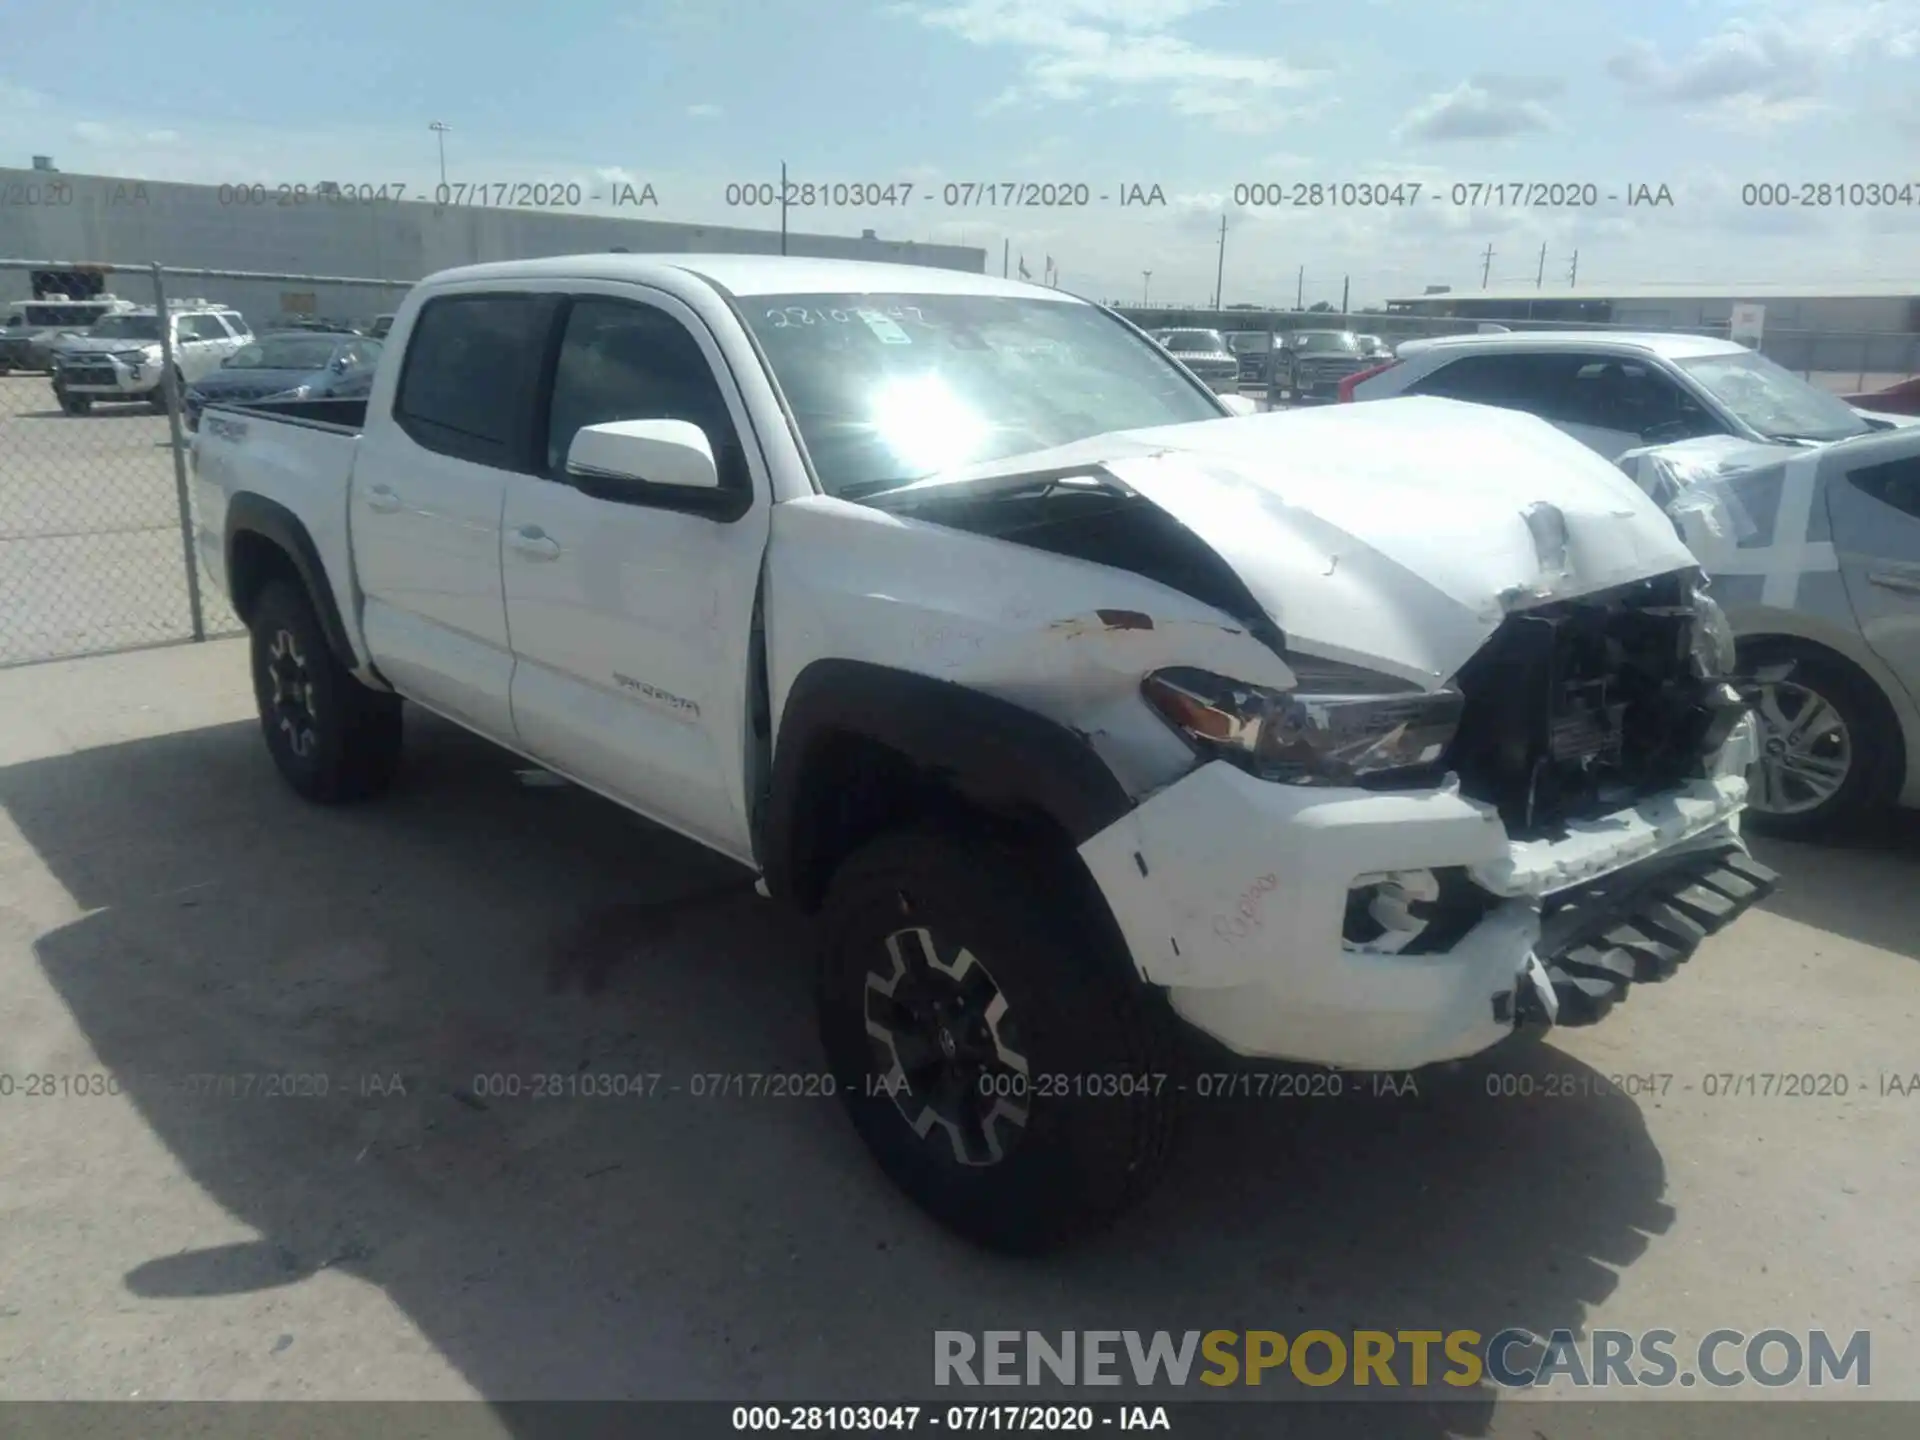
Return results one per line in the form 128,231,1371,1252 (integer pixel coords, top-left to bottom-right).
1512,952,1560,1029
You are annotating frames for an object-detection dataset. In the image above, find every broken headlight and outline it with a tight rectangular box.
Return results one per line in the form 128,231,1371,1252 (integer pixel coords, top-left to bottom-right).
1690,587,1736,679
1141,659,1463,786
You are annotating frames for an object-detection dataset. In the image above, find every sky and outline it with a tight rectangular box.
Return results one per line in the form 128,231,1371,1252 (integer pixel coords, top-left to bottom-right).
1,0,1917,307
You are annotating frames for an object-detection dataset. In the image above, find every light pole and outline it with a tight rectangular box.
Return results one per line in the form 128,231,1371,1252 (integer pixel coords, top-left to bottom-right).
428,121,451,190
1141,270,1152,305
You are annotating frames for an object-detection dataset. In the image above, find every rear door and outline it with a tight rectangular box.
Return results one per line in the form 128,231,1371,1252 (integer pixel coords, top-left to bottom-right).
501,287,772,863
1825,449,1920,709
351,291,557,738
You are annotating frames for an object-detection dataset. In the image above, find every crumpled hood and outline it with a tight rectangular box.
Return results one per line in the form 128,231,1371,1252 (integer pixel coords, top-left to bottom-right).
891,396,1699,686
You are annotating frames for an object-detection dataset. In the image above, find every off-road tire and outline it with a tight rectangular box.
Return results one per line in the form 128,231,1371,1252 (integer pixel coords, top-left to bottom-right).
249,579,402,803
56,388,91,415
1738,641,1896,840
817,825,1181,1253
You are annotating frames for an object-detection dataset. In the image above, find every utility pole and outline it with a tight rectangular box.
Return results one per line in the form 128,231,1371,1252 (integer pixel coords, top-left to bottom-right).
1296,264,1304,310
1537,242,1547,288
1141,270,1152,305
1212,214,1227,310
1480,243,1495,289
1568,250,1579,286
779,160,789,255
428,121,451,190
1002,239,1009,278
1340,275,1349,318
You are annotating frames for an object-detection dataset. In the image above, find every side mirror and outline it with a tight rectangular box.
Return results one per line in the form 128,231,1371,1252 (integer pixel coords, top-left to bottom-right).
566,419,719,497
1219,393,1258,417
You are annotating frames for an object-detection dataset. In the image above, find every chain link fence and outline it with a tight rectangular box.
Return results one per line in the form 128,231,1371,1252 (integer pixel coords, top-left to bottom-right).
1,259,410,667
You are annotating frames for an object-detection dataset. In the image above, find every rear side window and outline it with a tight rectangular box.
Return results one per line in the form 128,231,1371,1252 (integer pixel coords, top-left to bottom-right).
1409,352,1559,407
1848,456,1920,519
394,294,549,468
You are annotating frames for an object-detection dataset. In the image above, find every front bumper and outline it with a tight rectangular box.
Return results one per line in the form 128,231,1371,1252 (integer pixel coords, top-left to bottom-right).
1077,717,1775,1071
53,355,160,397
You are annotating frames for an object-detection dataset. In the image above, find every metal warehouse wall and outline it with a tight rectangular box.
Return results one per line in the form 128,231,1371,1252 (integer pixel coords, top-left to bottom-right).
0,167,987,320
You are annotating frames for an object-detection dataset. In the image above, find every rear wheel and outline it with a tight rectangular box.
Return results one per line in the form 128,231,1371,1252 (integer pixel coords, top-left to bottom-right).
817,826,1180,1253
248,579,402,803
1737,644,1894,838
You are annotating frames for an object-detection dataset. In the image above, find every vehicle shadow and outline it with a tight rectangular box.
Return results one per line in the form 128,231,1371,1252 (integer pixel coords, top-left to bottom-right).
6,711,1677,1433
1748,810,1920,962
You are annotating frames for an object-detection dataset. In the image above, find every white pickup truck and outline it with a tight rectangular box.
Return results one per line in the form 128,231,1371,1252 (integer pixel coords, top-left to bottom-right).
191,254,1776,1252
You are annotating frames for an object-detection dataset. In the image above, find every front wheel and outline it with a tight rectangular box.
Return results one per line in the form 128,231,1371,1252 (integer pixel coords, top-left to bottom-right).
1738,646,1894,838
817,826,1180,1253
248,579,403,803
55,388,91,415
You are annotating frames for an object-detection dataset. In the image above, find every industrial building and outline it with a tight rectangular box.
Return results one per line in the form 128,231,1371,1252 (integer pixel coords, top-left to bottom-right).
0,162,987,324
1384,281,1920,334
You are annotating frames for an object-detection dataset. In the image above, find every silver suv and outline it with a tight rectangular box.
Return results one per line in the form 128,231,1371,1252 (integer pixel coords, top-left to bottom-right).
49,302,251,414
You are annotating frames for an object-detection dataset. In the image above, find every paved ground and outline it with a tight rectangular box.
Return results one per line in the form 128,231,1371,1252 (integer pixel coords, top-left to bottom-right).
0,374,239,668
0,641,1916,1426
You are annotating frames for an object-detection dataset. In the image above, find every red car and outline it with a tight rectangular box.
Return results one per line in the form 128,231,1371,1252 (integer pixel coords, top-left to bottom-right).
1845,376,1920,415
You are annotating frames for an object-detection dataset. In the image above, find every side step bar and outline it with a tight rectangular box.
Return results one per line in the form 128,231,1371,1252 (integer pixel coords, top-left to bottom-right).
1515,845,1780,1028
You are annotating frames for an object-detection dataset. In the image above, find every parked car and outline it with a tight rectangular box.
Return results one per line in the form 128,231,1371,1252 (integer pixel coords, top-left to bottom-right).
1273,330,1374,403
1619,429,1920,836
49,303,252,414
1225,330,1276,385
0,296,137,374
1346,332,1912,461
263,318,363,336
1149,328,1242,393
184,333,383,431
369,313,396,340
191,253,1773,1252
1356,333,1393,360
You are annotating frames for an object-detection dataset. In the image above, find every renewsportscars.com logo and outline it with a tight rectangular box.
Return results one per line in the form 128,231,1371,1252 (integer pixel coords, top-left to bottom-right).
934,1329,1871,1390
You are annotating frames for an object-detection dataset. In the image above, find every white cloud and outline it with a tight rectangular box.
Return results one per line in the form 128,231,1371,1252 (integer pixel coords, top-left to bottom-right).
900,0,1327,131
686,103,724,118
1607,1,1919,130
1395,81,1556,142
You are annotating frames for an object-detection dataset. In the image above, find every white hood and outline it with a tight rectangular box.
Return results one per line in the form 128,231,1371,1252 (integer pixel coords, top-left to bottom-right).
897,396,1699,685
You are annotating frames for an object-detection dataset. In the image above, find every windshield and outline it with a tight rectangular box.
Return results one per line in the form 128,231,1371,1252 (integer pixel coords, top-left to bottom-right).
1226,333,1271,352
1160,329,1227,352
743,293,1224,498
1675,350,1871,443
87,314,162,341
1294,331,1360,354
228,337,340,370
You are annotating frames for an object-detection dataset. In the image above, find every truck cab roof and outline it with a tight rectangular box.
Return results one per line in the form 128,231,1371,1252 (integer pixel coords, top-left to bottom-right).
416,253,1073,302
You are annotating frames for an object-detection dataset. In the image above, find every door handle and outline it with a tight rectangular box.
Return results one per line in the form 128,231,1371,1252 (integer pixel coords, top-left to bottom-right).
364,484,402,514
1867,569,1920,598
510,525,562,560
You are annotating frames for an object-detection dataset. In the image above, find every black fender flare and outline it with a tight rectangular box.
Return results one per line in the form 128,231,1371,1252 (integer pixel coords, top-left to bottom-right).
760,659,1136,909
224,492,357,670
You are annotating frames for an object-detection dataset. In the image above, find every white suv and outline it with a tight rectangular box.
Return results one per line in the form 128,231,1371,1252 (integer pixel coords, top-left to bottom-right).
1344,332,1898,461
49,303,251,414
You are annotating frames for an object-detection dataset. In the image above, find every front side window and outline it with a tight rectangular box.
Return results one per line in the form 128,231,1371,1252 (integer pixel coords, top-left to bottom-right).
741,293,1223,498
544,298,746,490
393,293,548,468
1848,456,1920,519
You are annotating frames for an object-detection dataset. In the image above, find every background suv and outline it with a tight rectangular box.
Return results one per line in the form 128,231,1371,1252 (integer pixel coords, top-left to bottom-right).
49,304,251,414
1274,330,1374,403
1150,328,1242,393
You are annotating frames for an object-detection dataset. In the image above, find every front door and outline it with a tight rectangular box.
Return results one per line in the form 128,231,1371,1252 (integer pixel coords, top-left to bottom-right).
502,288,773,863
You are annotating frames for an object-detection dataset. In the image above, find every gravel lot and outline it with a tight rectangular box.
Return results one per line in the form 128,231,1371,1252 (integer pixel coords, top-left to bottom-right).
0,640,1916,1427
0,374,238,668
